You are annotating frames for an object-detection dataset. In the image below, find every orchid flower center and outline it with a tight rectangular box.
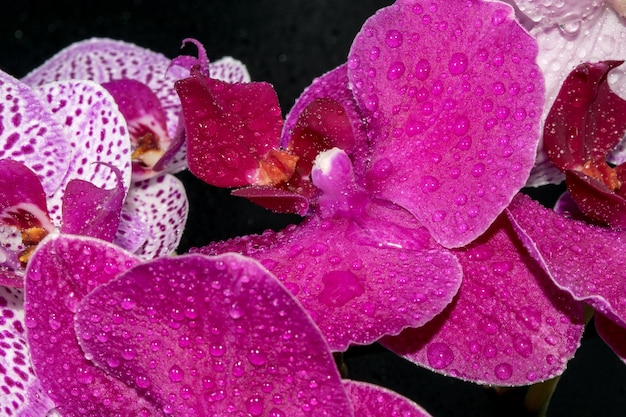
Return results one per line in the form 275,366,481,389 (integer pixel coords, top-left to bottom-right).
1,203,55,266
255,149,300,186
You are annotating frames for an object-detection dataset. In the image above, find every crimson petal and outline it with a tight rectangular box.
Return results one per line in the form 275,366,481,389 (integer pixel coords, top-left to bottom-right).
75,253,353,416
343,380,433,417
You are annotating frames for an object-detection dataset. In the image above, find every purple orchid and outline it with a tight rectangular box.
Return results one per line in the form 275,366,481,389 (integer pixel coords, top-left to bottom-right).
0,68,131,286
178,0,566,385
18,38,253,261
2,233,433,417
503,0,626,186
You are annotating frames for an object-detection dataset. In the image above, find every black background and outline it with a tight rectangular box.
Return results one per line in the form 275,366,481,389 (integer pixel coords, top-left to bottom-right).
2,1,625,415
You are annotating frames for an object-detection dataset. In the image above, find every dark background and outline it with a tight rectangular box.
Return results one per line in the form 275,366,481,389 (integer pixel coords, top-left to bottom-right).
2,1,625,415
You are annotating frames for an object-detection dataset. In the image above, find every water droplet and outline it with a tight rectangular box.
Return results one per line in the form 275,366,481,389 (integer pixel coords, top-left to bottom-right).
385,29,403,48
209,344,226,357
229,303,244,320
420,175,440,193
415,59,431,80
481,317,499,335
369,46,380,61
364,94,378,111
453,115,470,136
471,163,485,177
455,193,468,206
494,362,513,380
513,335,533,358
457,136,472,151
492,82,505,95
448,52,468,75
135,375,151,389
247,396,264,416
491,261,512,275
169,365,184,382
432,210,446,222
232,361,245,377
318,270,364,307
387,61,406,80
427,343,454,369
120,297,136,310
269,408,286,417
248,349,268,366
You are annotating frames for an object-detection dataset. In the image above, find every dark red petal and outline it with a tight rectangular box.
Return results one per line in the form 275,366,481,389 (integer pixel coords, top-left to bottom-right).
231,186,310,215
544,61,626,172
175,69,283,188
565,169,626,229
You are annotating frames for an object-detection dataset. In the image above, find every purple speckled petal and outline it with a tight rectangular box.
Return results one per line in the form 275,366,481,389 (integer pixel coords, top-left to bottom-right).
22,38,188,139
281,65,367,154
0,70,70,195
24,234,163,417
507,193,626,324
209,56,251,84
343,380,433,417
382,215,584,385
199,200,462,351
32,80,132,225
60,174,125,242
0,286,56,417
75,253,354,417
348,0,544,248
513,0,604,26
116,174,188,259
595,313,626,364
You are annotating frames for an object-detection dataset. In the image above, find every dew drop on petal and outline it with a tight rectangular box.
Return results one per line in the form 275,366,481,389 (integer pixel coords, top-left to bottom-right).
247,349,268,366
387,61,406,80
448,52,468,75
420,175,440,193
247,396,264,416
385,29,403,48
415,59,431,80
169,365,184,382
494,362,513,381
427,342,454,369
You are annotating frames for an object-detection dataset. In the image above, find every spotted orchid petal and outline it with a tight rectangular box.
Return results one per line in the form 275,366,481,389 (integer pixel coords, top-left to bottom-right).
24,234,160,417
513,0,607,27
0,286,56,417
0,70,71,196
32,80,132,226
507,193,626,329
382,214,584,385
74,253,354,417
526,6,626,186
114,174,188,259
343,380,433,417
348,0,544,248
22,38,187,139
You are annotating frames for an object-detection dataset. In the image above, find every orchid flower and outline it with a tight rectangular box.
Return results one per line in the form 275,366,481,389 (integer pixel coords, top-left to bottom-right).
0,68,131,287
176,0,574,386
2,233,433,417
504,0,626,186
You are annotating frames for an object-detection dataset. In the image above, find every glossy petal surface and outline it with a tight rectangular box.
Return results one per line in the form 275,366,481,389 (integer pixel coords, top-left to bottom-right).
382,215,584,385
507,193,626,325
116,174,188,259
348,0,544,248
199,201,462,351
343,380,433,417
24,235,158,417
76,254,353,417
0,286,55,417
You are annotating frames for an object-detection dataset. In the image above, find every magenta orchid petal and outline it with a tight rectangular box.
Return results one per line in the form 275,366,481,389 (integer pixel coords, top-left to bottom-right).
75,253,354,417
343,380,433,417
176,69,285,188
60,175,125,242
507,193,626,323
0,70,71,195
281,64,367,153
382,215,584,385
199,200,462,351
23,234,163,417
0,286,56,417
22,38,188,140
116,174,188,259
595,313,626,364
32,80,132,225
348,0,544,248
